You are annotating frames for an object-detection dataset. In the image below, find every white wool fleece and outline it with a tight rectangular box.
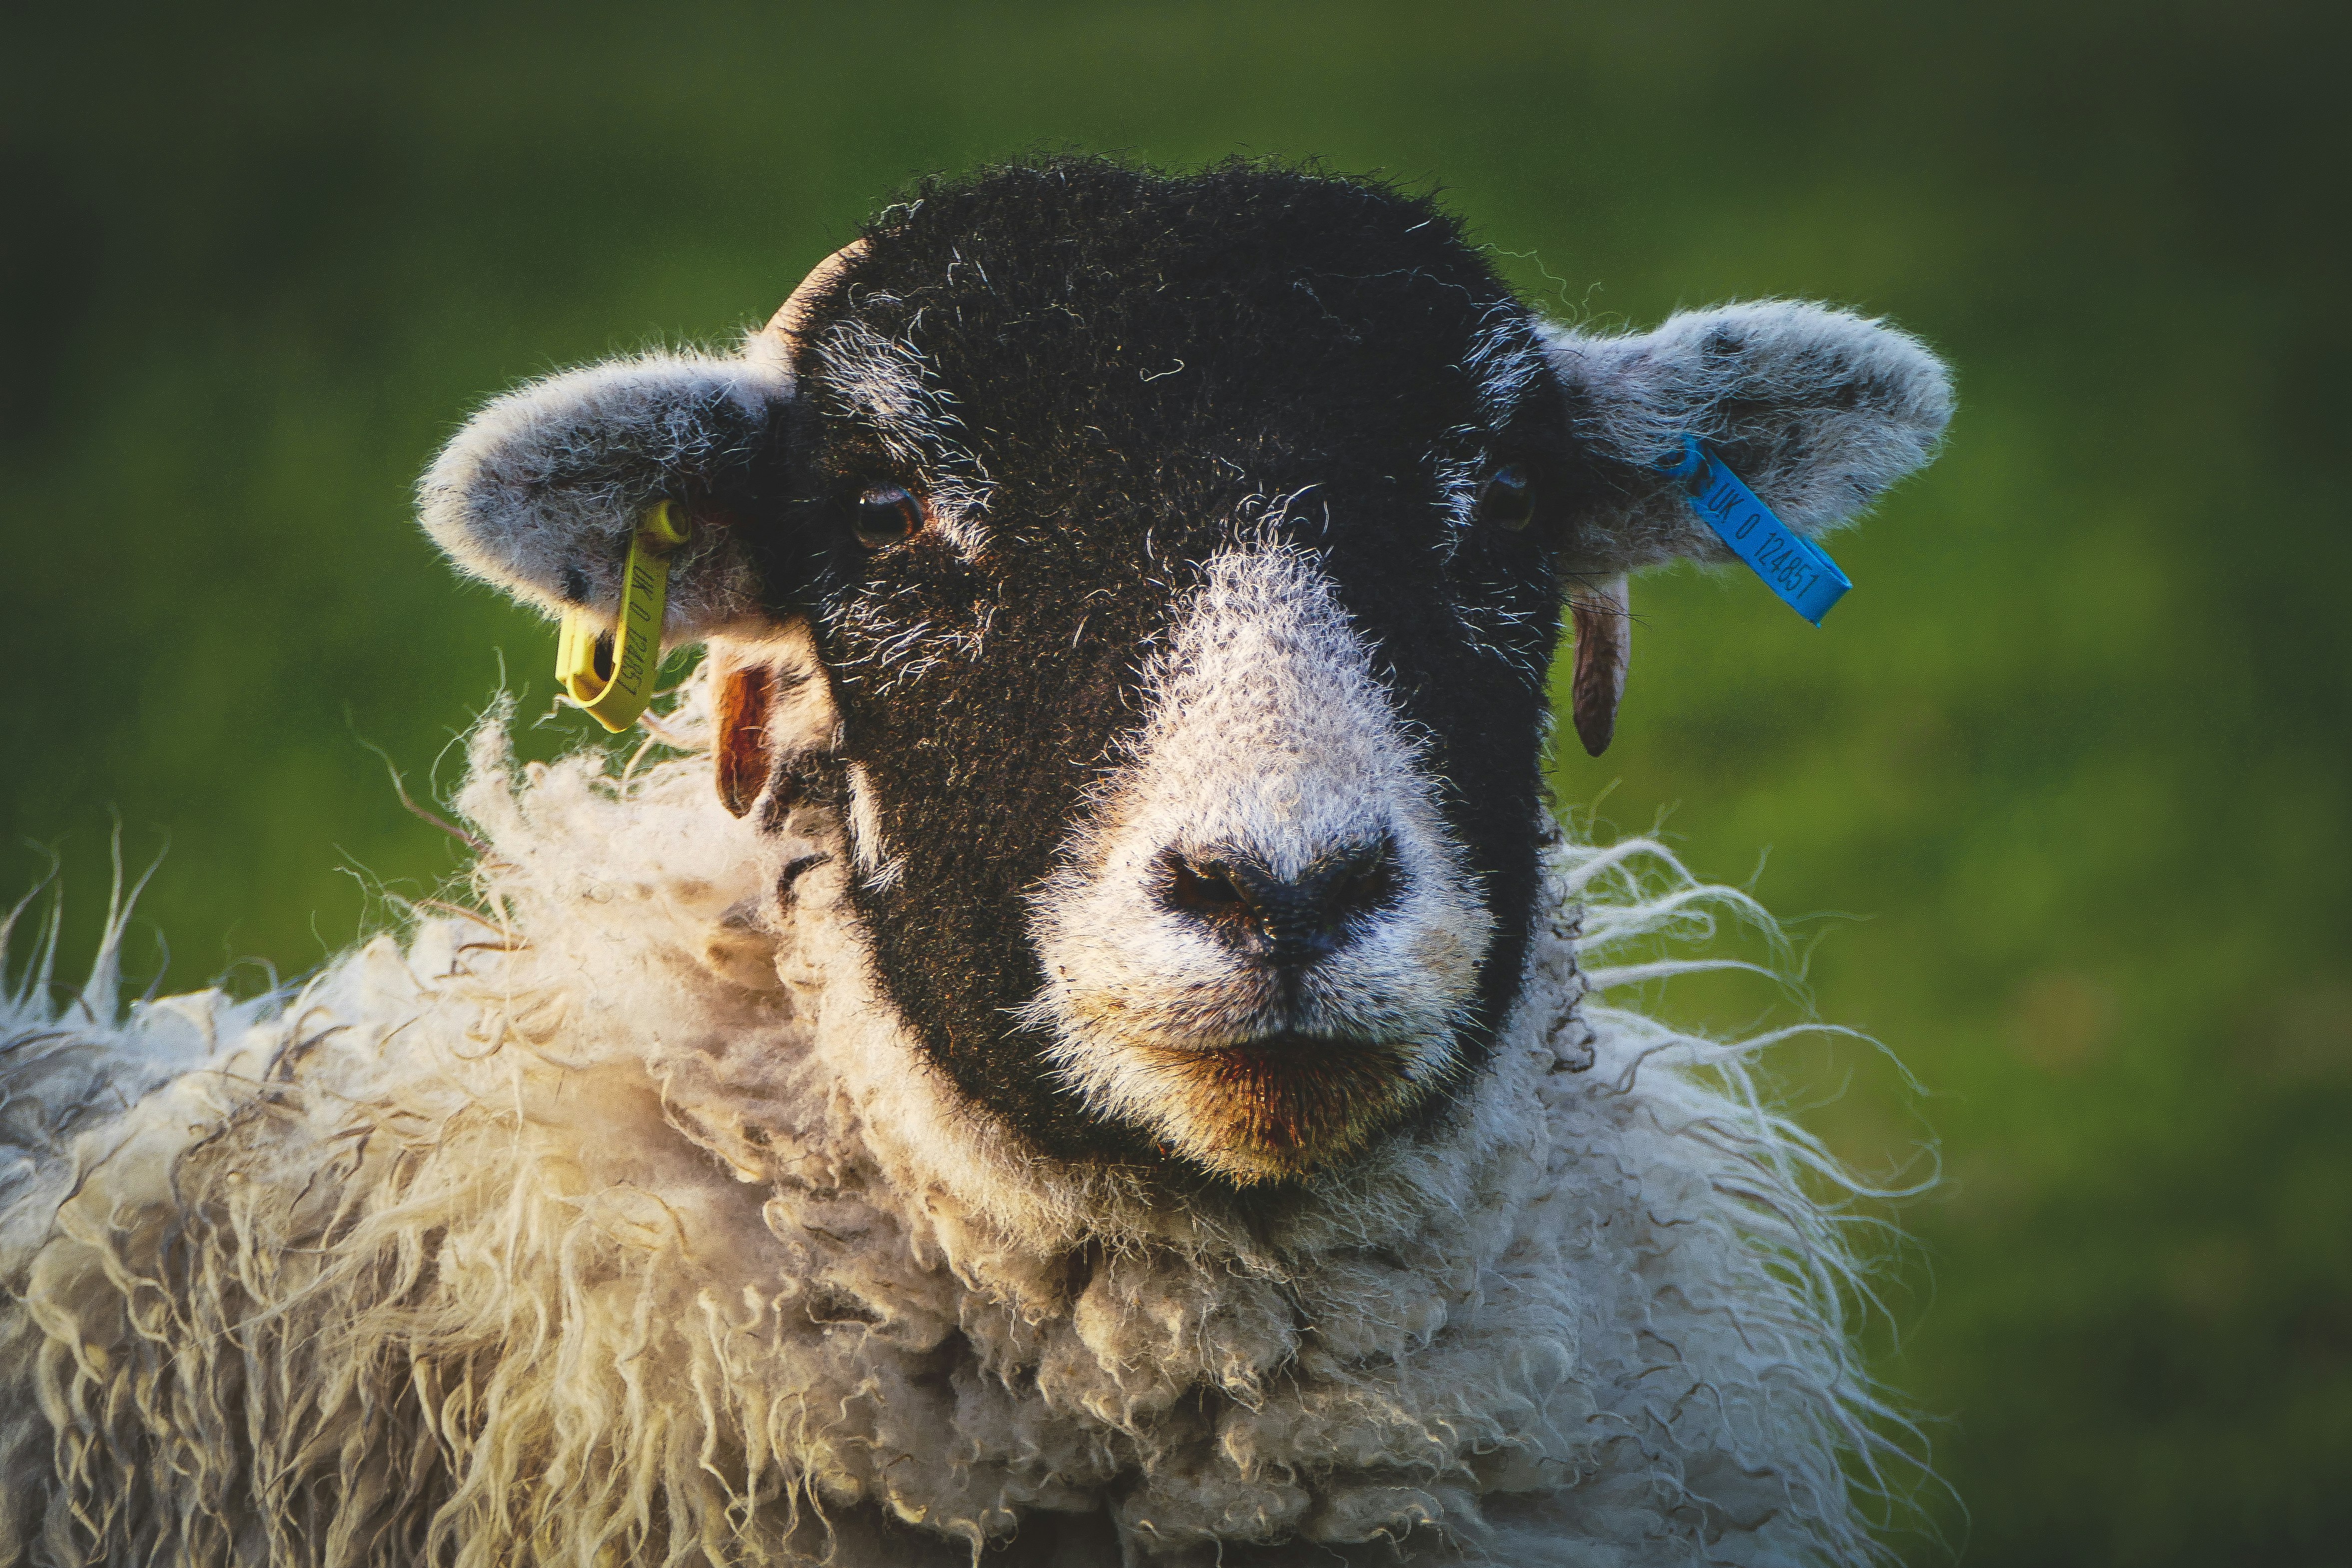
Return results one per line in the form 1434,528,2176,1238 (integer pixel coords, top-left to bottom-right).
0,683,1916,1568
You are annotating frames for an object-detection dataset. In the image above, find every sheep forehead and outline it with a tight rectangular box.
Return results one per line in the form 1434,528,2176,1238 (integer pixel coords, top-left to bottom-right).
792,171,1549,493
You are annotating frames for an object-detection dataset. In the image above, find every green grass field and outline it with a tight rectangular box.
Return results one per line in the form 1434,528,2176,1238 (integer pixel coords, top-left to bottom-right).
5,3,2347,1560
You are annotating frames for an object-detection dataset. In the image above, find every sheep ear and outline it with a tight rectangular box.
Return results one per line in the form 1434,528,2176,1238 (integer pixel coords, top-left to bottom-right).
1541,301,1953,754
416,340,795,640
1542,301,1953,575
1567,576,1630,758
712,652,776,818
418,242,870,644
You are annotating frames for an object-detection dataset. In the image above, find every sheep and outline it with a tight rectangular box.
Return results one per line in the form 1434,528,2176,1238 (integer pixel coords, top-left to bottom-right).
0,158,1952,1568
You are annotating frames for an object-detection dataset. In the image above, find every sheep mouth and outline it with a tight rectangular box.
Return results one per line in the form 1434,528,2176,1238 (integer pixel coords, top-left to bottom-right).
1125,1032,1433,1182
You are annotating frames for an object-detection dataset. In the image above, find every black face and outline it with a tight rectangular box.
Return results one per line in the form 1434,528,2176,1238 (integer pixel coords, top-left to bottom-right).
755,160,1580,1176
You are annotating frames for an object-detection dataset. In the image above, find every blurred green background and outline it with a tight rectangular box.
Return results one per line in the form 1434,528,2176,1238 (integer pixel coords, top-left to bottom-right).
4,1,2346,1560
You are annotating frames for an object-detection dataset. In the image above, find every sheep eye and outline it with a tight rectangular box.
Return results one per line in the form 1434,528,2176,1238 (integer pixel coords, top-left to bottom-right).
1475,464,1535,531
853,484,926,549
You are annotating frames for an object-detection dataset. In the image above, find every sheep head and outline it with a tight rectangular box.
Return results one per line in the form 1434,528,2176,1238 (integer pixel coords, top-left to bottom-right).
420,159,1950,1187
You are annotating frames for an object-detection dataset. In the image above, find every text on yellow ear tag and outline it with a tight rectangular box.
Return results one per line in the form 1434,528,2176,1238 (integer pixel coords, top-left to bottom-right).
556,501,692,732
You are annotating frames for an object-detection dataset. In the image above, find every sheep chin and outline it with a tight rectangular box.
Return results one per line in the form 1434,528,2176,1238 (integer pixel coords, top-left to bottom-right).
1037,1013,1464,1185
1133,1034,1447,1184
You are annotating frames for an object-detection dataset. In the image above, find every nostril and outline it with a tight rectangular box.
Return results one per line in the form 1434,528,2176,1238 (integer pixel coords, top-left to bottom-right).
1312,836,1401,927
1162,852,1252,921
1154,836,1402,967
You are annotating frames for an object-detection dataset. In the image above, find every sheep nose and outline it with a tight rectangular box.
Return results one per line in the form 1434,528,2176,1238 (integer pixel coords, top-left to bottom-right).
1156,836,1401,968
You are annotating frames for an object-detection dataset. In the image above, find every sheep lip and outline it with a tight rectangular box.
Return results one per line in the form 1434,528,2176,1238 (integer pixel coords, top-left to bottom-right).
1200,1031,1390,1055
1131,1033,1421,1091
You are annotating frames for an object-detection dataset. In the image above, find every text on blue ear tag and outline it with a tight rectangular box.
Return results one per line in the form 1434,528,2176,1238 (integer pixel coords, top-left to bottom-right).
1663,436,1851,624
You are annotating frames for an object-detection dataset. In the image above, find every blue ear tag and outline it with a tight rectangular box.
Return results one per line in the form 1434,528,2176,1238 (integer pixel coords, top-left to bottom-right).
1662,436,1851,624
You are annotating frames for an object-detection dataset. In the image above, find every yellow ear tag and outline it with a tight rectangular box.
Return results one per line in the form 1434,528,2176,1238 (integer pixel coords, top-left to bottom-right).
555,501,692,732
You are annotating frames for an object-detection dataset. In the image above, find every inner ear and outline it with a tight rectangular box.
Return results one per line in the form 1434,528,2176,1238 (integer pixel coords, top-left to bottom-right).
1568,575,1630,758
714,657,777,817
